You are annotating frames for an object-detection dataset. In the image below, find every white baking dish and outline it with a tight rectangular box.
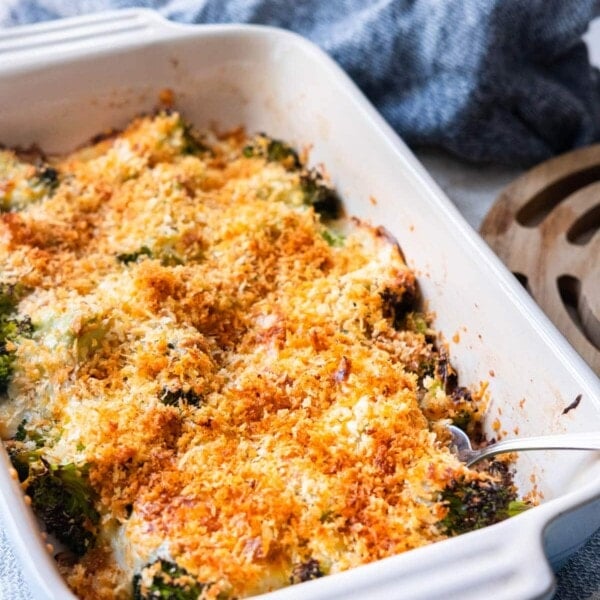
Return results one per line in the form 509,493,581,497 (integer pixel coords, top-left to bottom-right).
0,9,599,600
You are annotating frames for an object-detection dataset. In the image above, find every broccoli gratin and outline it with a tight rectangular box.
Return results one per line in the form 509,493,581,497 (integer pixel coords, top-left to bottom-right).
0,112,526,600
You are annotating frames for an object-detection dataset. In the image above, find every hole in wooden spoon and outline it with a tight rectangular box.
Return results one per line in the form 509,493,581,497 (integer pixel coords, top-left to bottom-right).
516,166,600,227
566,203,600,245
579,282,600,350
513,272,530,292
557,274,599,351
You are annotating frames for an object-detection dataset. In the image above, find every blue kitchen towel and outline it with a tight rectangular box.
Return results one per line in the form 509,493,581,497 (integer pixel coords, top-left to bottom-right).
2,0,600,167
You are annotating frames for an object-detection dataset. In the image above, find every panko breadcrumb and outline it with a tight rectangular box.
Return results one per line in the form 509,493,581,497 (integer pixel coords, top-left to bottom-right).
0,111,514,600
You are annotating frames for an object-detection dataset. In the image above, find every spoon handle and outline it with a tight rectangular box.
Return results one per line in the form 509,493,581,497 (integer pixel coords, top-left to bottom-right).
470,431,600,465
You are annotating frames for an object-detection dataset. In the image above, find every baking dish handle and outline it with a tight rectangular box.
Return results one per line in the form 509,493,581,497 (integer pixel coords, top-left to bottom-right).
417,519,557,600
376,517,556,600
273,515,556,600
0,9,185,65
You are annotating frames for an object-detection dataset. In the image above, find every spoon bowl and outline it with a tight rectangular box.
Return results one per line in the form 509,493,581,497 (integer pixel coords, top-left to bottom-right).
447,425,600,467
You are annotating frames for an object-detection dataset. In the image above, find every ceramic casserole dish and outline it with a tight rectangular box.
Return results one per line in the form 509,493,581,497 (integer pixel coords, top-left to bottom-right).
0,9,599,600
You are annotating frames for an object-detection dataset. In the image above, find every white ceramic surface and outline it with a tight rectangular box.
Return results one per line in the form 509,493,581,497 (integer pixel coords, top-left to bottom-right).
0,9,599,600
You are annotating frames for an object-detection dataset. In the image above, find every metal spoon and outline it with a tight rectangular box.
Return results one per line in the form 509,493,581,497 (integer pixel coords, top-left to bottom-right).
448,425,600,467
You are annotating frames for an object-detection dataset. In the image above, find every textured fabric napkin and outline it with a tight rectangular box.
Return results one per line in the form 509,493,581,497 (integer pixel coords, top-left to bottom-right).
0,2,600,600
3,0,600,166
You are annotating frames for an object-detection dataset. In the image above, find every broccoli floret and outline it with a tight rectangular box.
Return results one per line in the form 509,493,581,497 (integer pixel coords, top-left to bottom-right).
507,500,532,517
435,349,459,393
8,445,41,483
404,311,433,337
117,246,186,268
242,136,341,217
380,282,419,330
0,355,14,394
416,358,435,383
160,386,203,407
290,558,324,584
156,113,208,157
8,447,99,556
321,228,345,247
0,283,28,316
242,135,301,169
133,559,206,600
27,462,99,555
439,475,530,536
451,410,472,431
299,171,340,219
0,315,33,341
117,246,153,265
159,252,184,267
266,139,300,166
36,166,59,189
428,349,476,411
0,301,33,394
179,120,208,156
13,419,48,447
0,151,59,211
15,419,27,442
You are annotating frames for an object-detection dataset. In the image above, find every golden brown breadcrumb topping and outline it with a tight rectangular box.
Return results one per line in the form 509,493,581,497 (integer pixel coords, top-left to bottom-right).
0,112,505,600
